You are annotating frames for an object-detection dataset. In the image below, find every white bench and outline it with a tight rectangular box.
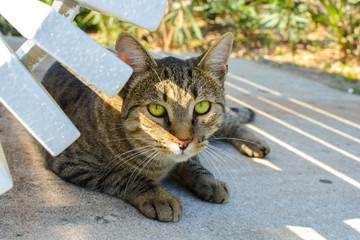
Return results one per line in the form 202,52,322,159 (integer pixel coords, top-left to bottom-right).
0,0,167,194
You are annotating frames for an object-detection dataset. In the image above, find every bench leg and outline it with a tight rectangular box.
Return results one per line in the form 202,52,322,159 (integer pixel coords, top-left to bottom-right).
0,139,13,195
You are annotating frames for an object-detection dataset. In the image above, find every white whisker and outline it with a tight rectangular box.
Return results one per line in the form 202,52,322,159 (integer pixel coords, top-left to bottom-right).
124,150,158,196
206,145,239,191
208,144,244,169
145,152,163,176
131,152,160,186
210,137,263,146
103,146,153,179
200,149,222,180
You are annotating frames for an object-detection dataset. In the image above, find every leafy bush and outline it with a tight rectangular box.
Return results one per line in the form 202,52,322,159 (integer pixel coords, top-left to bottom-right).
149,0,204,50
1,0,359,62
73,8,145,46
260,0,312,50
310,0,360,60
194,0,265,47
0,16,20,36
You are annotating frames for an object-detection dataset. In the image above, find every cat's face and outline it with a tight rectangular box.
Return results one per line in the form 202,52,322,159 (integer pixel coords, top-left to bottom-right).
116,33,233,162
121,59,225,162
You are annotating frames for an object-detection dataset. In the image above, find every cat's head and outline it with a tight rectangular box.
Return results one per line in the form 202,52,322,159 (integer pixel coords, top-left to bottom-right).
115,32,233,162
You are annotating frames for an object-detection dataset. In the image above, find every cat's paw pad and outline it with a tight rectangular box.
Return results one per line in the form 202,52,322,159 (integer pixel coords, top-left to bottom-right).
137,194,182,222
194,178,229,204
240,139,270,158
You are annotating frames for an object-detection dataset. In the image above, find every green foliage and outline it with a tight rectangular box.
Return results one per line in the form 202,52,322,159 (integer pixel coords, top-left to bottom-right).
1,0,359,62
39,0,54,5
0,16,19,36
195,0,263,44
309,0,360,60
261,0,312,49
152,0,204,50
73,9,140,46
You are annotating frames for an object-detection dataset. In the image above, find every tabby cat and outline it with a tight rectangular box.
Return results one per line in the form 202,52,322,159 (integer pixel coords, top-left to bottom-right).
42,32,270,222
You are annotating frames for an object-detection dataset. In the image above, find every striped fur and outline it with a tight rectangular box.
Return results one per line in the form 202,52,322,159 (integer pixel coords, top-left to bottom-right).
42,32,269,222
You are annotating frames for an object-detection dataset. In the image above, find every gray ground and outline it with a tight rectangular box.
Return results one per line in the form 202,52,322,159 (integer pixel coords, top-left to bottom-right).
1,38,360,240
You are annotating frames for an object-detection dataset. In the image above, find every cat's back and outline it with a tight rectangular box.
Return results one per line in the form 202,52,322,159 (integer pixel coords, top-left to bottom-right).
42,62,97,117
42,62,107,174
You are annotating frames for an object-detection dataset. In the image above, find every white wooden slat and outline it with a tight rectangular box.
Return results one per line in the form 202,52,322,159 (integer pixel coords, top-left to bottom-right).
15,0,80,72
0,140,13,195
0,0,133,97
0,35,80,156
76,0,167,31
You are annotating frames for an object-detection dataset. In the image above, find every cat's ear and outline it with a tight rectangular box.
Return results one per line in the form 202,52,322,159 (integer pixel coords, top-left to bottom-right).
197,32,233,78
115,32,157,74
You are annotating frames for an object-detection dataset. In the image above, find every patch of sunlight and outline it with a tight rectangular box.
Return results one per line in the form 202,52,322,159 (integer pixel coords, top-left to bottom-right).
246,123,360,190
287,226,327,240
251,158,283,171
289,98,360,130
258,96,360,144
225,81,251,94
226,94,360,163
227,72,282,96
344,218,360,233
56,224,91,240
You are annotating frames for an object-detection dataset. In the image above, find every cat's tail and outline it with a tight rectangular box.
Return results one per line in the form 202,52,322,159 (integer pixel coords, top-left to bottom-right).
226,107,255,123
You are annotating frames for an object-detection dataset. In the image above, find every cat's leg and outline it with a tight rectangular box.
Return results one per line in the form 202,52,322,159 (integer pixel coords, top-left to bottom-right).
214,108,270,158
129,179,182,222
175,156,229,203
100,172,182,222
47,152,182,222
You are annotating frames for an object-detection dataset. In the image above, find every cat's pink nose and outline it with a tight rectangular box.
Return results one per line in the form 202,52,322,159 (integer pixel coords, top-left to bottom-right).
174,139,192,150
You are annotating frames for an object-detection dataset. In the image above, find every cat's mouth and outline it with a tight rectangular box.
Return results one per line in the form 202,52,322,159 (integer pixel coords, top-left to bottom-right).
168,140,208,162
170,152,192,162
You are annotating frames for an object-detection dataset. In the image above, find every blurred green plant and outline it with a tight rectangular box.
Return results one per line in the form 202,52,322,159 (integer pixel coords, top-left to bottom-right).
72,0,205,50
1,0,359,63
309,0,360,60
0,16,19,36
73,8,146,46
194,0,265,48
152,0,203,50
260,0,312,50
40,0,53,4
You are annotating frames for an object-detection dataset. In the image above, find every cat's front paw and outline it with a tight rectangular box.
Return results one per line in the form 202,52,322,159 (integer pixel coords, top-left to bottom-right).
239,139,270,158
137,192,182,222
193,178,229,204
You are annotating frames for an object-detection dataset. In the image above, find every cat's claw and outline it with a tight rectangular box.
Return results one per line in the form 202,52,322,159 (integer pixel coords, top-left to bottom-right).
137,194,182,222
193,178,230,204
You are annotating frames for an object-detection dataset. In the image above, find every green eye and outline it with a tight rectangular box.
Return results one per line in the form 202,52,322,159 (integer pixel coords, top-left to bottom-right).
194,101,211,115
148,103,165,117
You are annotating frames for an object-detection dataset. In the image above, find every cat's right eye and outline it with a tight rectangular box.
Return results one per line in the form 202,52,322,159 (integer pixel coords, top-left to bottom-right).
194,101,211,115
148,103,166,117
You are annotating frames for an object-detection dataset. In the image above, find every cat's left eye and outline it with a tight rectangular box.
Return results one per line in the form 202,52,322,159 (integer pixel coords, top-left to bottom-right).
194,101,211,115
148,103,166,117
